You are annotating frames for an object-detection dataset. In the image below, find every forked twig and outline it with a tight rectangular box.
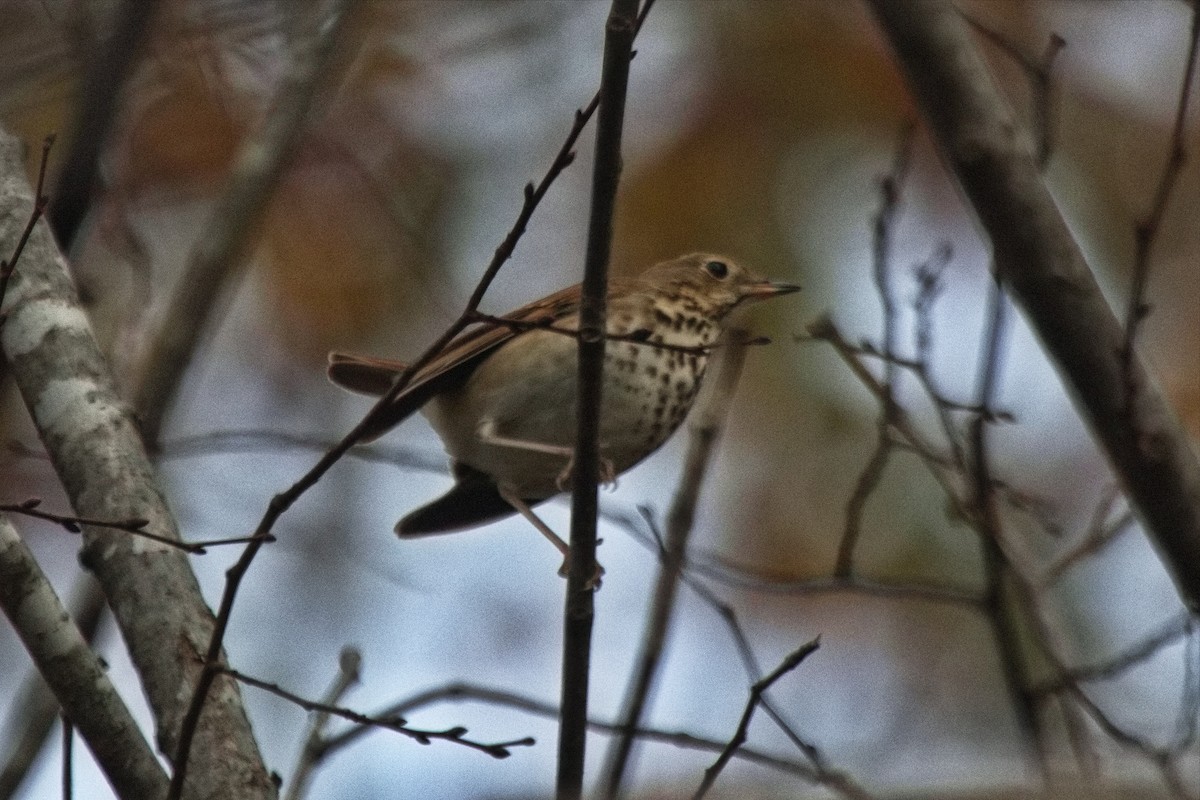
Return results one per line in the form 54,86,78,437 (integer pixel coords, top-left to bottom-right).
692,640,821,800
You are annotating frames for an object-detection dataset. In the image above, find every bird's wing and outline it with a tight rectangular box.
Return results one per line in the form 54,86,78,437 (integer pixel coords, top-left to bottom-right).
328,283,586,442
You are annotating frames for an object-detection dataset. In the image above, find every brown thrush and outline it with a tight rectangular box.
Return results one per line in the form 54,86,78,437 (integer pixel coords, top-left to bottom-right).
328,253,798,572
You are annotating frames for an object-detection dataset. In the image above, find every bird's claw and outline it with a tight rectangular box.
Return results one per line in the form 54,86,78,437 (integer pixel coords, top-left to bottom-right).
555,454,618,492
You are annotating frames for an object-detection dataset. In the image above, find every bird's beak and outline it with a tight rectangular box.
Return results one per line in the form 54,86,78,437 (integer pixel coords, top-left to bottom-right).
741,279,801,301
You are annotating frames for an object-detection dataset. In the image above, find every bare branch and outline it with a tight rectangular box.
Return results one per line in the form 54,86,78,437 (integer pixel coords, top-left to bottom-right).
692,640,821,800
960,11,1066,166
316,681,835,790
221,666,533,760
833,128,914,577
133,0,360,446
1121,8,1200,402
1032,613,1194,694
47,0,163,248
0,515,168,799
0,498,272,554
1,122,275,798
0,135,53,312
0,579,106,800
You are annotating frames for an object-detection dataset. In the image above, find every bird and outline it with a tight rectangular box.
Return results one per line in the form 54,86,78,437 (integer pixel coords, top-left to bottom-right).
328,253,799,576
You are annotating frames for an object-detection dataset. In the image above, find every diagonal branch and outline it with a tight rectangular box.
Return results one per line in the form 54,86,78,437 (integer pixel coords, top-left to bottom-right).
0,516,168,800
132,0,360,445
692,640,821,800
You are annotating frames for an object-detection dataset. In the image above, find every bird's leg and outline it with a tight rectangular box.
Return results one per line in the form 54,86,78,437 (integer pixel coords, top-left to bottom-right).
476,419,617,492
497,486,605,588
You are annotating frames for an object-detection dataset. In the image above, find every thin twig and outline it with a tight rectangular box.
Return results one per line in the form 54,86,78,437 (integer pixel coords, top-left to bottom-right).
221,666,532,759
960,11,1065,166
692,640,821,800
1031,612,1194,694
627,513,874,800
0,135,54,314
1121,7,1200,409
833,127,913,576
315,681,832,787
0,499,271,554
1040,507,1136,587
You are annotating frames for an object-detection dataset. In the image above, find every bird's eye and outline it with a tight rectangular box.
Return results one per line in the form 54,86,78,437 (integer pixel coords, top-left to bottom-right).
704,260,729,280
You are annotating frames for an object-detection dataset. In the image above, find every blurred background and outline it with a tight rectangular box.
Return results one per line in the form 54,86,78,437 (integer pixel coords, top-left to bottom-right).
1,1,1199,798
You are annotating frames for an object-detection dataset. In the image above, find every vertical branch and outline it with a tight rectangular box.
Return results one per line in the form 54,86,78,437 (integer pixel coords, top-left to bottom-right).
60,715,72,800
600,332,750,799
1121,7,1200,405
834,128,913,577
557,1,639,798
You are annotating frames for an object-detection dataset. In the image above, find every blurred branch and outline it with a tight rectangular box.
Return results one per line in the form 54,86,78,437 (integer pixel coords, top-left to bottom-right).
221,666,533,759
559,0,639,796
1008,571,1197,798
1031,612,1194,694
833,128,914,577
692,640,821,800
1122,6,1200,406
867,0,1200,613
959,11,1065,166
47,0,164,249
160,428,447,473
60,714,72,800
133,0,359,446
601,331,750,799
283,648,362,800
0,126,275,799
968,263,1044,770
1040,502,1136,587
0,515,169,799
